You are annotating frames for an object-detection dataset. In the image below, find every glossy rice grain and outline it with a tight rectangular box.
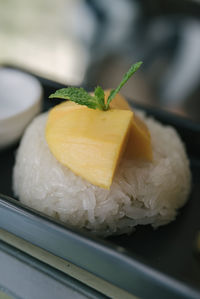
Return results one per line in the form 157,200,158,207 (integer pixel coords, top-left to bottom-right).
13,110,191,236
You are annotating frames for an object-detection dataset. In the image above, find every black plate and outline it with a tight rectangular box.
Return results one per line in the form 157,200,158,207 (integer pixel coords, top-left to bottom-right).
0,67,200,299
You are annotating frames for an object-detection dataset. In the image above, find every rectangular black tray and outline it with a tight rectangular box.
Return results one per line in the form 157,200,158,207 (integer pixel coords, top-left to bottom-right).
0,67,200,299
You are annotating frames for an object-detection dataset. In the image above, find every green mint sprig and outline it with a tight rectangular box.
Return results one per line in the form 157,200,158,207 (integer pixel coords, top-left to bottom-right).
105,61,142,109
49,87,102,110
49,61,143,111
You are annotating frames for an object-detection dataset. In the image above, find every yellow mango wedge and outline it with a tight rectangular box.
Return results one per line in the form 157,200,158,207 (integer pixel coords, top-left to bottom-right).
46,104,133,189
104,90,152,161
46,91,152,189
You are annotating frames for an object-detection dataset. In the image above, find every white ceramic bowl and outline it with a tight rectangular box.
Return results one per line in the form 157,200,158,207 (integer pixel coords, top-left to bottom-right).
0,68,42,150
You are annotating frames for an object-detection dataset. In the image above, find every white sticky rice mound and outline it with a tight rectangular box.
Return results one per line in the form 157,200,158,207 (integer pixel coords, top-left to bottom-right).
13,111,191,236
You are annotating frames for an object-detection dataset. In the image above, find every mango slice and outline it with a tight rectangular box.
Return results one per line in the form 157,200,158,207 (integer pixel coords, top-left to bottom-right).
46,104,133,189
104,90,152,161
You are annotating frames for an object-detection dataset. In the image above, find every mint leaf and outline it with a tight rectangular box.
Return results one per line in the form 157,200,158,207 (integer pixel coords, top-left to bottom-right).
49,61,143,111
94,86,106,110
49,87,99,110
106,61,143,109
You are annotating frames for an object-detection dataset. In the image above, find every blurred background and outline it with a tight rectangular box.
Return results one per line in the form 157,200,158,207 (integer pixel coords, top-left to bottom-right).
0,0,200,120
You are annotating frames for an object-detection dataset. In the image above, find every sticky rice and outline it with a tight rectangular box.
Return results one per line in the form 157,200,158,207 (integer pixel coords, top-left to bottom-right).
13,110,191,236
